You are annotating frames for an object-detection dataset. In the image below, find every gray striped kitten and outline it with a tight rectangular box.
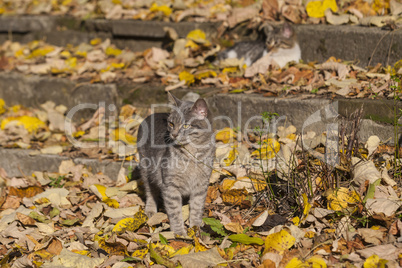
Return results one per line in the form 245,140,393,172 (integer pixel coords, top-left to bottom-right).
218,22,301,68
137,93,215,236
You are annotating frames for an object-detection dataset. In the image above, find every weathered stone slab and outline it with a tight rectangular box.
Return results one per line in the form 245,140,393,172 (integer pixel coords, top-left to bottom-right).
0,148,134,179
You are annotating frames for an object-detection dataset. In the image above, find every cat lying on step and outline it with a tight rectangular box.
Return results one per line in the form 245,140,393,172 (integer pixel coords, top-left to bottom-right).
137,93,215,236
218,22,301,68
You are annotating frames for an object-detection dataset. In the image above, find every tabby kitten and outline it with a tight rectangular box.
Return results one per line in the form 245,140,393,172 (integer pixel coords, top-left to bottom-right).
218,22,301,68
137,93,215,236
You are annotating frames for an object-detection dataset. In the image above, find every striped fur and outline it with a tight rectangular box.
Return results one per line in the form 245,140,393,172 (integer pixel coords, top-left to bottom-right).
137,93,215,236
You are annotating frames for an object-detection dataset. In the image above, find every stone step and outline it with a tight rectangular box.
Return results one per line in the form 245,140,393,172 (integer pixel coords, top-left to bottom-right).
0,71,398,178
0,71,398,141
0,16,400,67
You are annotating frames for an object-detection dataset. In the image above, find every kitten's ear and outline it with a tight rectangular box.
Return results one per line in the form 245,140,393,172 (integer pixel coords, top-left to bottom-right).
281,22,294,39
168,92,182,107
261,23,274,37
191,99,208,120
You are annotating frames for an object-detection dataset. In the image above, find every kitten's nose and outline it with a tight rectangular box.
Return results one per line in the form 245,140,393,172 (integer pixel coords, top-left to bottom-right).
171,131,179,138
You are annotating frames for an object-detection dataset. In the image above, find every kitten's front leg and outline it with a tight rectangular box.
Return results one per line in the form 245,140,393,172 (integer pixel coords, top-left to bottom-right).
163,186,186,236
143,178,158,217
189,185,208,228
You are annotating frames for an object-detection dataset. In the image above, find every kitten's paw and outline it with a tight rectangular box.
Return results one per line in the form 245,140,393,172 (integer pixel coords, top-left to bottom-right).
144,206,157,218
172,228,187,237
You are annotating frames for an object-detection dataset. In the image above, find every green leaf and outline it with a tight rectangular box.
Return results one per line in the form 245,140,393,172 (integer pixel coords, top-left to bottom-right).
159,233,168,245
49,207,60,218
121,256,141,262
363,179,381,203
149,243,176,268
61,218,80,226
228,234,264,245
229,88,246,94
202,217,227,237
29,211,50,223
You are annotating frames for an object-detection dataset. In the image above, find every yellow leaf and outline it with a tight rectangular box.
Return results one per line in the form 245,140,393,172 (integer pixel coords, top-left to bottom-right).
111,62,125,69
73,130,85,138
194,237,208,252
223,147,238,166
75,50,87,57
292,216,300,226
112,211,148,234
110,128,136,145
221,189,248,205
71,250,91,256
34,249,54,260
91,184,108,200
286,256,327,268
251,139,280,159
179,70,195,85
221,178,236,191
105,47,122,56
0,99,5,114
302,193,312,218
285,257,303,268
222,67,239,74
195,70,217,80
216,127,236,143
90,38,102,46
149,3,172,16
1,116,46,133
306,256,327,267
104,198,119,208
186,29,207,44
60,50,71,59
306,0,338,18
287,133,297,140
185,39,199,49
372,0,389,14
327,187,361,211
65,57,77,68
304,231,315,238
28,45,55,58
95,236,128,255
11,105,21,113
264,229,295,254
364,254,388,268
62,0,72,5
170,245,193,257
15,48,25,58
132,248,148,258
0,7,5,14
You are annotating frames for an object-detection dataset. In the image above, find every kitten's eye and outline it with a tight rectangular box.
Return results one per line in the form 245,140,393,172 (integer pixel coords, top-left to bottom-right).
182,124,191,129
168,122,174,127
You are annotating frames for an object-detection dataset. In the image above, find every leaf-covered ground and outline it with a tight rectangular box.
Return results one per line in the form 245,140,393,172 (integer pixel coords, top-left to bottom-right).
0,2,402,267
0,30,400,100
1,93,402,267
0,0,401,27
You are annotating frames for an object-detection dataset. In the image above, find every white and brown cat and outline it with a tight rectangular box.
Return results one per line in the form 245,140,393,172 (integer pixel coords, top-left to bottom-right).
218,22,301,68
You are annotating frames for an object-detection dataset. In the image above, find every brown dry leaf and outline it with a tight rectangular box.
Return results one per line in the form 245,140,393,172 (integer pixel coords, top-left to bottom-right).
221,188,248,205
2,195,21,209
206,186,220,203
357,228,384,245
9,186,44,198
46,239,63,256
227,6,260,28
224,222,244,233
16,212,36,226
262,0,279,20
